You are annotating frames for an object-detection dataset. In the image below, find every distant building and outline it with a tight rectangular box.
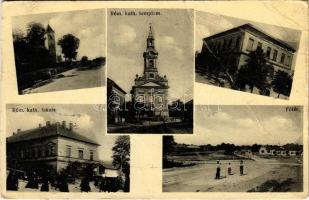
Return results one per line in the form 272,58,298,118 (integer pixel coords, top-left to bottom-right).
131,24,169,120
259,145,302,157
6,121,99,173
107,78,127,124
45,24,57,65
199,23,296,74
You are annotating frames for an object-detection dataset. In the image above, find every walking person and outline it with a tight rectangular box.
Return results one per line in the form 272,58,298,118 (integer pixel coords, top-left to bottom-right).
215,160,221,179
240,160,244,175
228,162,232,175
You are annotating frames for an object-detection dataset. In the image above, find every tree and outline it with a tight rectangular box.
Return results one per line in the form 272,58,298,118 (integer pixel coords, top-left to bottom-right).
163,136,176,156
112,136,130,192
272,70,293,98
58,34,80,62
236,47,274,93
26,22,46,47
112,136,130,170
81,56,89,66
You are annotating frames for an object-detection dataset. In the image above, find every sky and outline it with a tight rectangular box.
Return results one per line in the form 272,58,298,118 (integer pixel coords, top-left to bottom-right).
12,9,106,60
6,104,118,164
174,105,303,146
107,9,194,102
195,11,301,52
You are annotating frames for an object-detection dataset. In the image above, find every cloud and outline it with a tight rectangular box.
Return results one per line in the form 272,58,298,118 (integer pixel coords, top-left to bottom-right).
236,117,256,127
112,24,137,47
158,35,183,58
7,113,45,135
212,111,232,121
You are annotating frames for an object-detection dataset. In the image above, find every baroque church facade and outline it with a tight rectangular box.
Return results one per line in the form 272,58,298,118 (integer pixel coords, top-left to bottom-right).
131,24,169,119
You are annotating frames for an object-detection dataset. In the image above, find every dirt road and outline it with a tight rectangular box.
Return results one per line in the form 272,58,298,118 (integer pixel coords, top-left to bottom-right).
28,67,104,94
163,160,302,192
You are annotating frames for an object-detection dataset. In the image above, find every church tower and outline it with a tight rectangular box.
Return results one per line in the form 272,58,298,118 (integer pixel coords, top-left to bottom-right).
143,24,159,80
46,24,56,64
131,24,169,120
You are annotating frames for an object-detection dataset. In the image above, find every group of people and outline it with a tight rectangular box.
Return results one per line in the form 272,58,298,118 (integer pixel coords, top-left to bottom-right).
7,169,124,193
7,170,70,192
215,160,244,179
94,176,123,192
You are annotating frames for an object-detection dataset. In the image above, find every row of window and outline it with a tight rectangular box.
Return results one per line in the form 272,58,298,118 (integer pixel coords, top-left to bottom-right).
17,144,56,159
66,146,94,161
209,36,241,53
247,38,292,66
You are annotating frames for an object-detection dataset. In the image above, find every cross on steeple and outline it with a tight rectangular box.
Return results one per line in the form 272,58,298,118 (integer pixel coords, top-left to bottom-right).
148,23,153,39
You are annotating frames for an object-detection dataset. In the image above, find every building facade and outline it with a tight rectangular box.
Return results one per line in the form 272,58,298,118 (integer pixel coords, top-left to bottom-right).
200,23,296,74
131,24,169,120
6,121,99,173
107,78,127,124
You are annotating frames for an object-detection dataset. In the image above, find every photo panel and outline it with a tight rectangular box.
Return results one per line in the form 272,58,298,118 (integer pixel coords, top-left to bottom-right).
195,11,302,100
12,9,106,95
163,105,303,192
107,9,194,134
6,104,130,193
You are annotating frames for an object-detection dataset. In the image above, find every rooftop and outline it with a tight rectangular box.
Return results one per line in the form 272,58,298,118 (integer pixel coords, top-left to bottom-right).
7,121,99,145
204,23,296,52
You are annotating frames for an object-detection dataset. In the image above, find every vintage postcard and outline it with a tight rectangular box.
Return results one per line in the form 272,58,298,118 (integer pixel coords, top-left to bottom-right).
5,104,130,193
0,1,308,199
11,9,106,95
107,9,194,134
163,105,303,192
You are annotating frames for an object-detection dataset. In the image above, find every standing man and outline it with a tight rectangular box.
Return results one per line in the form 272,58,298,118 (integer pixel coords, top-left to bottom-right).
215,160,221,179
228,162,232,175
240,160,244,175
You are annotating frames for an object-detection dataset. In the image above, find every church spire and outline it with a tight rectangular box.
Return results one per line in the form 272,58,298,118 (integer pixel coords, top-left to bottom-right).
148,23,154,39
147,23,155,49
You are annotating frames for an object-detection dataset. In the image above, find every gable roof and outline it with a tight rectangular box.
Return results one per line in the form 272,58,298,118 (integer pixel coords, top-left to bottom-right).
204,23,296,52
46,24,54,33
107,78,127,94
7,123,99,145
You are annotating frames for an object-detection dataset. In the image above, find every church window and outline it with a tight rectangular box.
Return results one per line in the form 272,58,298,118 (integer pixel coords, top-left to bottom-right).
78,150,84,159
149,73,154,78
273,49,278,61
280,53,285,63
149,60,154,68
66,146,71,157
90,151,94,161
50,144,55,156
266,47,271,58
285,55,291,66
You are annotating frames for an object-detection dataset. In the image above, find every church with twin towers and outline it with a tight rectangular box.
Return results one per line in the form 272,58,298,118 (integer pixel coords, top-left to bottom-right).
131,24,169,120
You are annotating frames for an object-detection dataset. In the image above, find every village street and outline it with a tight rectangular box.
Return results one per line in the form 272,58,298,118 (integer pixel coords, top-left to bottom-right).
25,67,105,94
163,159,302,192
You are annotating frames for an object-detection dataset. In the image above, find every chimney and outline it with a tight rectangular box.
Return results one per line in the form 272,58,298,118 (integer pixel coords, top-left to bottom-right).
56,122,60,133
62,121,66,129
39,123,42,128
13,132,16,136
17,129,21,133
69,122,73,130
46,121,51,127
